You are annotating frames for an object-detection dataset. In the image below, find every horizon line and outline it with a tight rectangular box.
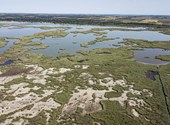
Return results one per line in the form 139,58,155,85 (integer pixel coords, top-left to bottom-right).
0,12,170,16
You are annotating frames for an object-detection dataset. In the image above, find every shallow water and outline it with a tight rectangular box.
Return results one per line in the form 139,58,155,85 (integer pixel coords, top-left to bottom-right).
107,30,170,41
0,27,45,37
0,21,170,65
0,60,14,66
30,33,120,56
0,39,19,54
134,48,170,65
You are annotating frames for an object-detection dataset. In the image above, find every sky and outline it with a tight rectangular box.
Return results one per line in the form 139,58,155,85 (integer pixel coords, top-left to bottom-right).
0,0,170,15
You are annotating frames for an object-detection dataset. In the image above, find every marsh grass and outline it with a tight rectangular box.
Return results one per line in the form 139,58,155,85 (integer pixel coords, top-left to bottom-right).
0,37,8,48
122,38,170,50
155,55,170,61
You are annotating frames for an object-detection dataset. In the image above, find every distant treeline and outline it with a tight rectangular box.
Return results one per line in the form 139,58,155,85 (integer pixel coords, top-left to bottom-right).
0,13,170,28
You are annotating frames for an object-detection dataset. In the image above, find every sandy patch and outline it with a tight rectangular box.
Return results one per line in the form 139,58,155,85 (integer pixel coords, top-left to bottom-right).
82,65,89,69
0,65,69,124
1,98,60,125
0,118,29,125
26,65,57,84
0,85,5,90
74,65,81,68
130,97,146,107
56,75,65,82
0,75,22,85
62,88,105,115
80,72,93,78
61,77,152,119
143,89,153,97
0,89,54,115
99,77,115,88
98,72,105,75
12,98,60,118
0,88,59,125
131,109,140,117
58,68,72,74
12,84,40,96
88,79,96,85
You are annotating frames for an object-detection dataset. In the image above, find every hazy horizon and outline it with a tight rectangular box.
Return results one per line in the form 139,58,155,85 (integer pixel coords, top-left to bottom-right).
1,12,170,16
0,0,170,15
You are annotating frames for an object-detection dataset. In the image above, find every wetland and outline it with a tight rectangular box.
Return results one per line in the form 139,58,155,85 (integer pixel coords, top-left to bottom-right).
0,21,170,125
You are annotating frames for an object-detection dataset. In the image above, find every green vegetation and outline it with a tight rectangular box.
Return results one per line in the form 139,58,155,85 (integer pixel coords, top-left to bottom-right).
122,38,170,50
87,36,115,45
14,25,71,31
80,36,114,48
1,44,170,124
156,55,170,61
0,30,68,60
19,30,68,41
28,112,47,125
71,29,108,36
0,37,8,48
149,27,170,35
72,27,143,37
92,101,141,125
80,43,89,48
76,50,89,55
104,91,121,98
4,95,15,101
34,26,71,31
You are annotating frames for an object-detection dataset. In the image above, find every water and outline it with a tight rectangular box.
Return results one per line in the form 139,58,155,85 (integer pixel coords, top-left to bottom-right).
0,27,45,37
0,21,170,65
0,39,19,54
0,60,14,66
30,33,117,56
134,48,170,65
107,30,170,41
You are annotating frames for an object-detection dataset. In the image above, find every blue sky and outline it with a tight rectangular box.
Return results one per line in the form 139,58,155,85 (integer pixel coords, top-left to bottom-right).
0,0,170,15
